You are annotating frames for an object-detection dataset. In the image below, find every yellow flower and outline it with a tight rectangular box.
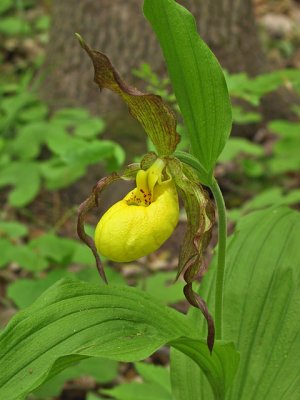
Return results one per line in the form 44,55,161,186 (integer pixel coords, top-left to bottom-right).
94,159,179,262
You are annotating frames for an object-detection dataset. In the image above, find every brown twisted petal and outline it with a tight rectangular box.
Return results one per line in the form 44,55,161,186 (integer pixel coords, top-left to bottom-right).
77,163,140,283
168,157,215,352
77,174,121,283
76,34,180,156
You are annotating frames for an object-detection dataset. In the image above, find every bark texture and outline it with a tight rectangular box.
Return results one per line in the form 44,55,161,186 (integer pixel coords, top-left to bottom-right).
188,0,266,75
41,0,297,207
41,0,265,115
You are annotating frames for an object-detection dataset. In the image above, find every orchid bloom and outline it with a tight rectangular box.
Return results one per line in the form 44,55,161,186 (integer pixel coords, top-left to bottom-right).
95,158,179,262
76,37,215,351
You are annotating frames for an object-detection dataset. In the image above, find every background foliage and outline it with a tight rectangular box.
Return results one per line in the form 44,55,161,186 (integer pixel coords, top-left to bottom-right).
0,0,299,399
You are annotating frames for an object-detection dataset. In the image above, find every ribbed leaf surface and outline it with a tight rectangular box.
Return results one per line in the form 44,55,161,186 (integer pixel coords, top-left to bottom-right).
0,281,238,400
171,207,300,399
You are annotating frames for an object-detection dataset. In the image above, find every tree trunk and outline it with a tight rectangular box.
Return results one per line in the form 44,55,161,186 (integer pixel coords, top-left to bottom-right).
41,0,297,205
41,0,265,115
41,0,272,160
189,0,266,75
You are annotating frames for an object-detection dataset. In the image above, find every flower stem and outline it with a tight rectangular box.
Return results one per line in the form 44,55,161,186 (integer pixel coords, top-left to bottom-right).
210,178,227,340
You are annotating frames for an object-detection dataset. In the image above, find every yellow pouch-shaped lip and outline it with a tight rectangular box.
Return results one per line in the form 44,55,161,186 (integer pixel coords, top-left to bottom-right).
95,159,179,262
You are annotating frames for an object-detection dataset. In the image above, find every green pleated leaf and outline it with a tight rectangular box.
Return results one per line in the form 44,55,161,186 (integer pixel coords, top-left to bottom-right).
171,206,300,400
144,0,232,177
0,280,238,400
171,347,208,400
76,34,180,156
225,207,300,400
0,161,41,207
135,362,171,393
34,357,118,398
170,338,239,400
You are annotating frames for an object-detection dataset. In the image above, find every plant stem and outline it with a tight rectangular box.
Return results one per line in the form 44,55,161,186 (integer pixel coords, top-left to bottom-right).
210,178,227,340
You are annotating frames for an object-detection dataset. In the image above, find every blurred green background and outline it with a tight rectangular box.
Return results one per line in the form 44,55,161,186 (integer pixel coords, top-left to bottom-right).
0,0,299,399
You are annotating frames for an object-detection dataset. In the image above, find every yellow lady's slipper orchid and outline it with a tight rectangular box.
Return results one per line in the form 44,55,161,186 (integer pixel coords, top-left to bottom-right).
95,159,179,262
77,40,216,350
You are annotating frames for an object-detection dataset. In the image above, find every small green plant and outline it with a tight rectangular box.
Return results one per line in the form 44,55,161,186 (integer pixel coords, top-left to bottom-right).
0,77,125,207
133,59,300,126
0,1,299,400
0,0,50,38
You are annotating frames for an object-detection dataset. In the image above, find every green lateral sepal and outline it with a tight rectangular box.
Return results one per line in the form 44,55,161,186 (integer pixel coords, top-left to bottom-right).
168,157,215,351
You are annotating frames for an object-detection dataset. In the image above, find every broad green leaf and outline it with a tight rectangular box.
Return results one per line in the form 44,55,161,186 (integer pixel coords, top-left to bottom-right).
268,156,300,174
0,237,42,272
1,92,36,119
284,189,300,204
0,280,238,400
171,347,208,400
0,137,5,152
105,143,126,172
267,120,300,174
7,269,67,309
74,117,105,139
228,188,300,222
0,162,21,187
90,362,171,400
51,108,105,138
34,15,51,32
135,362,171,393
53,107,90,121
171,338,239,400
218,138,263,163
35,357,118,398
171,207,300,400
144,0,232,177
87,393,106,400
0,221,28,238
170,262,217,400
0,16,31,36
103,358,172,399
75,267,125,286
137,271,184,305
225,72,261,106
41,159,85,190
18,102,48,122
13,245,48,271
231,106,261,125
10,122,46,159
62,140,120,166
0,161,41,207
8,162,40,206
29,233,76,265
224,207,300,400
7,268,124,309
268,120,300,138
226,69,300,106
241,158,264,178
0,0,14,14
71,241,97,266
251,69,300,97
45,129,82,156
0,238,14,268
